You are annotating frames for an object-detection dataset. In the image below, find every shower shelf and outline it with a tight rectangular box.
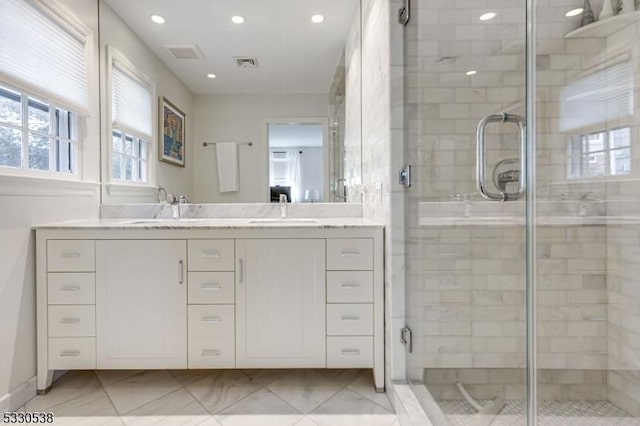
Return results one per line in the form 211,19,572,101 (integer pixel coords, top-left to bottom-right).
565,11,640,39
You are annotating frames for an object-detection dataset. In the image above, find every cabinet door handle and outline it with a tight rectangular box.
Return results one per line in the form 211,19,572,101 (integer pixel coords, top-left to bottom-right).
239,259,244,283
341,282,360,289
202,316,222,323
341,315,360,321
341,349,360,356
201,251,221,258
61,252,81,258
201,349,221,357
60,318,81,324
61,285,81,291
60,350,81,357
179,260,184,284
340,250,360,257
201,283,221,290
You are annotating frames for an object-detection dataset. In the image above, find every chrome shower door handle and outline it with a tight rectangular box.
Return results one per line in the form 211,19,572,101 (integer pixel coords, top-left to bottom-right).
476,113,526,201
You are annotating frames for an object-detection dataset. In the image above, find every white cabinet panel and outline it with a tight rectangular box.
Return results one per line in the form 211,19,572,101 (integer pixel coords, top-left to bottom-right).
48,305,95,337
188,272,234,304
48,337,96,370
326,304,374,336
326,239,373,271
96,240,187,369
326,271,373,303
47,240,95,272
236,239,326,368
188,336,235,368
47,273,95,305
327,336,373,368
188,305,234,337
188,240,234,271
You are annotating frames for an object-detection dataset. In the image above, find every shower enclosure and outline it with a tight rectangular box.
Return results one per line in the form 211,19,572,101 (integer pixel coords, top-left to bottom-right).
404,0,640,424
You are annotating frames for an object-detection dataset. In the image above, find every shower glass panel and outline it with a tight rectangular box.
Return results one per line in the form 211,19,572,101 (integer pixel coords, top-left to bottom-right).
405,0,640,424
404,1,527,424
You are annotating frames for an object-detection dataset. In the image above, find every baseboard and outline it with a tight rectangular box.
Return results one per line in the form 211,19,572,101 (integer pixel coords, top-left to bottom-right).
0,377,37,412
389,381,434,426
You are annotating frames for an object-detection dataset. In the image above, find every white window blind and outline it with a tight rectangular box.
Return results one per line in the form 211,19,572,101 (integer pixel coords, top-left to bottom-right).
111,63,153,139
560,60,634,131
0,0,89,113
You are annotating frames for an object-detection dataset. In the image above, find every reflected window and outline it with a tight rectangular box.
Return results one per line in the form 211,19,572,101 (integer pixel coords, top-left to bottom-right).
111,130,148,183
568,127,631,179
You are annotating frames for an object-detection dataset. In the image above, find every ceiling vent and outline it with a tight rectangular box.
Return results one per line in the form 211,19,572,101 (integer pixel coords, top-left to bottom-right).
165,44,206,60
234,57,259,68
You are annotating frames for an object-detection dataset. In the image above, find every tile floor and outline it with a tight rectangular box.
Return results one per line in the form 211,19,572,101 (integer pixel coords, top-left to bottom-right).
19,369,397,425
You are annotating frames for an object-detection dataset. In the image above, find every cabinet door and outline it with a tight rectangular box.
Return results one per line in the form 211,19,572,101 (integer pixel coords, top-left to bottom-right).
96,240,187,369
236,239,326,368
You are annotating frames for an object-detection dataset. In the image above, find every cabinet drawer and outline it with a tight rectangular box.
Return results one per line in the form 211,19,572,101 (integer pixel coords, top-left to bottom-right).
47,240,95,272
48,273,95,305
188,272,234,304
327,239,373,271
48,337,96,369
327,304,373,336
188,305,234,337
327,336,373,368
327,271,373,303
188,335,235,368
48,305,95,337
188,240,234,271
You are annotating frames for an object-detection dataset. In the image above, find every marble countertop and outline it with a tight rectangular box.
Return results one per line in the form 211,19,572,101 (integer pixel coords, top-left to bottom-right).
34,217,384,230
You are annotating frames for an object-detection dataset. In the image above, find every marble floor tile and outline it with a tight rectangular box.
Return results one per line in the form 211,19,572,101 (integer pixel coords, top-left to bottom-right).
97,370,145,387
266,370,343,414
103,371,181,415
25,371,103,412
169,370,219,387
240,369,292,387
346,371,394,411
121,388,211,426
314,369,364,387
311,389,394,416
29,389,122,426
216,389,303,426
185,370,261,414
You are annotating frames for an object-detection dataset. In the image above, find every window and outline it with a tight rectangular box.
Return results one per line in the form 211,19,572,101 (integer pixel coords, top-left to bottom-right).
0,85,78,174
109,49,154,184
0,0,90,177
568,127,631,179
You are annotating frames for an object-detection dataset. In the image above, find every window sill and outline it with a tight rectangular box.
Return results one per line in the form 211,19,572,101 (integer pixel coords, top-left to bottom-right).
105,183,157,200
0,174,99,197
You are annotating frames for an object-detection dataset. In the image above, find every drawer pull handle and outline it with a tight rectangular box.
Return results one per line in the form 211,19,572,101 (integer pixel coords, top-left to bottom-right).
61,285,81,291
179,260,184,285
341,315,360,321
201,349,221,357
341,349,360,356
61,252,81,258
60,318,81,324
341,283,361,289
340,251,360,257
201,283,221,290
201,251,221,258
202,317,222,323
60,350,81,357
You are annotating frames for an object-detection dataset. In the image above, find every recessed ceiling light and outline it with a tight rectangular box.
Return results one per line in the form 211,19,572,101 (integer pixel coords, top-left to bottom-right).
466,70,477,76
206,73,217,79
231,15,245,24
565,8,584,17
479,12,497,21
150,15,165,24
311,14,324,24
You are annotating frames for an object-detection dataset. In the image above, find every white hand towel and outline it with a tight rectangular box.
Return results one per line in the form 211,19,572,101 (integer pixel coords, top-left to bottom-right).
216,141,239,193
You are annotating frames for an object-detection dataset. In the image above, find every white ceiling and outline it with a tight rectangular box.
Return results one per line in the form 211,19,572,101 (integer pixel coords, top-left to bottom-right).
268,124,323,148
104,0,359,95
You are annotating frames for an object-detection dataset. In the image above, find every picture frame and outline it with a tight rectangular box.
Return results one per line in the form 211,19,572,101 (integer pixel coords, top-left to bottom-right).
159,97,186,167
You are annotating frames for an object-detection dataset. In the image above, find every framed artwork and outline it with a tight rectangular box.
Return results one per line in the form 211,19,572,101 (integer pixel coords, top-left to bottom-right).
159,97,186,167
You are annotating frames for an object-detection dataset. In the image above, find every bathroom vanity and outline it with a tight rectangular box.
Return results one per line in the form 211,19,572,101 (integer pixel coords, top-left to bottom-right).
35,219,384,392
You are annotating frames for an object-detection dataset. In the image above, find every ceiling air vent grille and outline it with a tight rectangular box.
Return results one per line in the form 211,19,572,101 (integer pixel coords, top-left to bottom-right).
165,44,206,60
234,57,259,68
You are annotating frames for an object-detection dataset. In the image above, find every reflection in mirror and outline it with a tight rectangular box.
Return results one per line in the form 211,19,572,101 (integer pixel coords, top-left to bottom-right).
99,0,362,204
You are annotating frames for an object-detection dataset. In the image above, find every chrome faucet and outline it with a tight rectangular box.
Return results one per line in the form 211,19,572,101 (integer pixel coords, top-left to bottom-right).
279,194,288,219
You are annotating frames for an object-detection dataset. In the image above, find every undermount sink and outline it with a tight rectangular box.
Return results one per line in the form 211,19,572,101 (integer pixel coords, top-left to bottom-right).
248,218,319,224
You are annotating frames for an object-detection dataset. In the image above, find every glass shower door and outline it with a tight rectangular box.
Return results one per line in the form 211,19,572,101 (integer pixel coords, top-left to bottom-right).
404,1,530,424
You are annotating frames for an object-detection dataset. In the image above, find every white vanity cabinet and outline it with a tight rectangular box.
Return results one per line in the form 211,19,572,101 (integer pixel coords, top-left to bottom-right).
36,225,384,393
236,239,326,368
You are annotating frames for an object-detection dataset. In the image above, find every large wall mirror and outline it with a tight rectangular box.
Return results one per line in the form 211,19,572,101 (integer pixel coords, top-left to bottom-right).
98,0,362,204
